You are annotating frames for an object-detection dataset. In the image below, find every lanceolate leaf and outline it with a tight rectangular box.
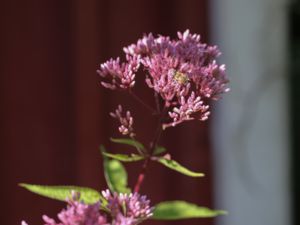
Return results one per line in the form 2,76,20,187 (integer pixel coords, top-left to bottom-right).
104,159,131,193
102,147,131,194
110,138,145,151
155,157,204,177
152,201,227,220
19,183,104,204
102,152,144,162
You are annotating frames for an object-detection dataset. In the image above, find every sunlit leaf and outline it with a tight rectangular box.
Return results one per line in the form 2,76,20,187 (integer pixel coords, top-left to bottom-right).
101,146,131,194
152,201,227,220
102,152,144,162
19,183,104,204
155,157,204,177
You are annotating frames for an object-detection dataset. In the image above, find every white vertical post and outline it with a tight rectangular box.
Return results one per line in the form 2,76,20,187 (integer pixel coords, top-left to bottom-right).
209,1,291,225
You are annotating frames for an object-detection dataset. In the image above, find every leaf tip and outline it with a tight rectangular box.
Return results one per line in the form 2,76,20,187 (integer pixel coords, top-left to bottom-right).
19,183,27,188
218,210,228,215
197,173,205,177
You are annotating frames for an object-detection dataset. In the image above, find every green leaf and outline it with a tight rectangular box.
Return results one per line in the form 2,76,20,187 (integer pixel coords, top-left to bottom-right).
155,157,204,177
102,152,144,162
153,146,167,155
103,155,131,193
110,138,145,151
152,201,227,220
19,183,104,204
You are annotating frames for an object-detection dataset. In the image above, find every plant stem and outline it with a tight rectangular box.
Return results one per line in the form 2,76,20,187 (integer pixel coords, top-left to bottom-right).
134,107,167,193
129,90,156,114
134,158,149,193
154,92,161,113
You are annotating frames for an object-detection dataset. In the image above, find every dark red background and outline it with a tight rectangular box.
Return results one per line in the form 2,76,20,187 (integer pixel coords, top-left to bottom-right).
0,1,214,224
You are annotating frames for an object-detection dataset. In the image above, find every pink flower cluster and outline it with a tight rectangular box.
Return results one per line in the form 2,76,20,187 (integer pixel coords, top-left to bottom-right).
42,193,107,225
110,105,135,137
102,190,153,224
98,30,229,128
22,190,153,225
97,55,140,90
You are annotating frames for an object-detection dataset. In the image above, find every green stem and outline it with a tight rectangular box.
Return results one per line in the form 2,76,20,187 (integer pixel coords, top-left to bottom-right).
134,107,167,192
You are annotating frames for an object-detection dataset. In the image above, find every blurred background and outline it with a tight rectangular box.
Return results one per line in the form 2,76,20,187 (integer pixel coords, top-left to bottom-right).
0,0,297,225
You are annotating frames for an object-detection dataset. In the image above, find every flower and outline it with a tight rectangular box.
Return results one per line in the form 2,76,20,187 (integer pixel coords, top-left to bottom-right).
22,190,153,225
124,29,229,127
99,30,229,128
102,189,154,225
163,91,210,129
97,55,140,90
110,105,135,137
42,192,107,225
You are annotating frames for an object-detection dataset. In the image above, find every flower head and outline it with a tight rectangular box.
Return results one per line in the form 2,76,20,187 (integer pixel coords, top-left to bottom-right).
163,92,210,129
102,189,154,225
99,30,229,128
97,55,140,90
22,190,153,225
42,192,107,225
110,105,135,137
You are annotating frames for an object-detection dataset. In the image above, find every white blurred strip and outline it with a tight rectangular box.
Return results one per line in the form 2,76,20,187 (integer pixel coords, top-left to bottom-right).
209,0,291,225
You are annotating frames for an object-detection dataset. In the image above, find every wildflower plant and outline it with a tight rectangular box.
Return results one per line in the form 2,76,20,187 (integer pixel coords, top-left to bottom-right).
21,30,229,224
